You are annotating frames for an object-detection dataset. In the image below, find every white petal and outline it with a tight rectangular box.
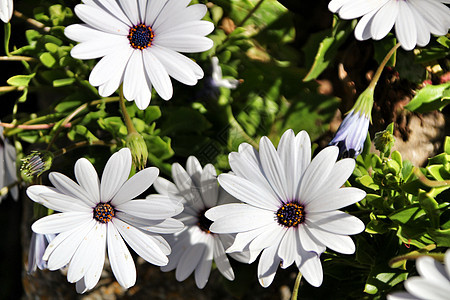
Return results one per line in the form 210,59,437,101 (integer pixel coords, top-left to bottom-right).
153,177,179,196
154,33,213,53
338,0,387,19
118,0,139,25
0,0,13,23
145,0,168,26
395,2,417,50
176,237,207,281
249,223,284,253
123,50,145,101
70,34,128,60
306,210,365,235
323,158,355,190
278,229,296,268
210,209,274,234
200,164,219,208
89,44,132,87
74,158,100,204
218,174,280,211
305,187,366,213
205,203,255,221
298,253,323,287
112,218,168,266
48,172,96,206
257,243,281,287
150,45,198,85
100,148,132,202
194,238,214,288
65,24,113,43
405,277,450,300
82,229,106,291
416,256,449,286
74,4,129,35
67,223,106,283
37,192,93,213
107,222,136,288
152,1,201,31
259,136,288,202
213,237,234,280
305,225,356,254
370,1,398,40
111,167,159,206
297,146,339,204
297,226,326,254
386,292,418,300
116,196,183,219
354,9,377,41
228,148,278,200
32,212,92,234
143,49,173,100
45,219,97,270
158,20,214,37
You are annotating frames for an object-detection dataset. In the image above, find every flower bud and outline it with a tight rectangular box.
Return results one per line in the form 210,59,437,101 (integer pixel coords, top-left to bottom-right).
21,150,54,181
374,127,395,156
126,132,148,170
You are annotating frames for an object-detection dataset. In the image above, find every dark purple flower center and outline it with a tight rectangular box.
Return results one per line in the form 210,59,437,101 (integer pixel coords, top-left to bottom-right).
94,203,115,223
197,209,213,234
128,24,154,50
276,202,305,228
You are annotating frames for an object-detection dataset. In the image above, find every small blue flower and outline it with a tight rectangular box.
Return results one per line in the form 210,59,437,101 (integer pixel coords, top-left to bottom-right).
330,110,370,158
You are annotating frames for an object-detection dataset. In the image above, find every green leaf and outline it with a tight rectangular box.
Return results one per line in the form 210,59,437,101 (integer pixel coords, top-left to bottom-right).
428,228,450,247
417,191,440,228
40,52,57,68
303,18,353,81
373,35,397,67
53,78,76,87
7,73,35,86
404,82,450,113
389,206,425,225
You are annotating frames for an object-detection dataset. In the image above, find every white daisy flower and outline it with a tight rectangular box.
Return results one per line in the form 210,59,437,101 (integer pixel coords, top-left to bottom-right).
388,249,450,300
0,0,13,23
27,148,184,293
328,0,450,50
154,156,238,289
65,0,214,109
205,129,366,287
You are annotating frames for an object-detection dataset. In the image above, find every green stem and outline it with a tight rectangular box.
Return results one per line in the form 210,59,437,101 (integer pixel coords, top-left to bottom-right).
291,271,302,300
0,56,37,62
119,85,137,134
53,140,113,157
4,23,11,56
13,10,50,32
46,96,119,151
368,42,401,90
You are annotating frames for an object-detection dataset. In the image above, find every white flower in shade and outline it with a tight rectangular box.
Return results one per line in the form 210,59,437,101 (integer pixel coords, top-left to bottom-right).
205,129,366,287
27,232,56,274
328,0,450,50
0,0,13,23
387,249,450,300
0,125,18,202
210,56,239,90
27,148,184,293
65,0,214,110
154,156,238,289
